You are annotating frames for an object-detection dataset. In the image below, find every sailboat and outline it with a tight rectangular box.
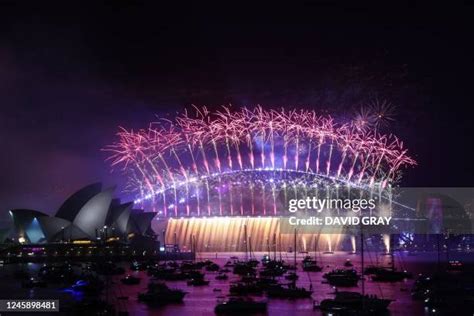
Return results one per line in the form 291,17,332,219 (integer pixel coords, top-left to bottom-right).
267,229,313,299
317,229,392,314
319,290,392,314
138,282,187,305
323,268,360,287
369,235,412,282
302,236,323,272
233,225,258,276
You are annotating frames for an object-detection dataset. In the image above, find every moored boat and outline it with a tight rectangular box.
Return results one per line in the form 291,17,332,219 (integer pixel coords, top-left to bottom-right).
318,291,392,314
266,283,313,299
138,282,187,305
323,269,360,287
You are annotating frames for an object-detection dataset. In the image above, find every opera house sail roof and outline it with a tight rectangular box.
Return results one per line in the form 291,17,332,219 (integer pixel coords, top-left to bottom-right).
9,183,156,244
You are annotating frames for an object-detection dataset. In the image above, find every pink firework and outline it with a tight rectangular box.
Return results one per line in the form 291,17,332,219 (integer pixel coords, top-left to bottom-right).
104,106,416,214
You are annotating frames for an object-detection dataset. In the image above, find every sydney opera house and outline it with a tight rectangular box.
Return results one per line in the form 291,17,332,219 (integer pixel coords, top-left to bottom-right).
9,183,156,244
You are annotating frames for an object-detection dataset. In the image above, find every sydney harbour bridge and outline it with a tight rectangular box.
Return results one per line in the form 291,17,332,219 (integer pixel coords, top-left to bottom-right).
106,106,416,252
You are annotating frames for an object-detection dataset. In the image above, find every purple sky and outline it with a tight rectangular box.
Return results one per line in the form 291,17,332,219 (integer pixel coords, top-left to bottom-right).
1,4,474,226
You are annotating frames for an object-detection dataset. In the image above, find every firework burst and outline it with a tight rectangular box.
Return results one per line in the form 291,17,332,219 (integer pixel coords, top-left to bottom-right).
353,106,376,132
104,106,415,217
368,99,397,129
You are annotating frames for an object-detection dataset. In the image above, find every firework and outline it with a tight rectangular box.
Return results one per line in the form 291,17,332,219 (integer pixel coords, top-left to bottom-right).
368,99,397,129
104,106,416,217
353,106,376,132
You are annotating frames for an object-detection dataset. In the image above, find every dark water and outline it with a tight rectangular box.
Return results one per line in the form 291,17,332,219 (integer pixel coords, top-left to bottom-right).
0,251,470,315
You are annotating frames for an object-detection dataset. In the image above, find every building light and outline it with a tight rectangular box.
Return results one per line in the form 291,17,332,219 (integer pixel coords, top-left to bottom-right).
72,240,91,244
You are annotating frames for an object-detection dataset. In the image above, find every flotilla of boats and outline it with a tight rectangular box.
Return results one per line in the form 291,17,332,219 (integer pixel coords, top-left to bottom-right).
5,246,402,315
15,248,474,315
23,229,474,315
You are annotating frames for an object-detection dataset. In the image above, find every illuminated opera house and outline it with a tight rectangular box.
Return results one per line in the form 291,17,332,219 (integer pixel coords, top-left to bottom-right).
9,183,156,244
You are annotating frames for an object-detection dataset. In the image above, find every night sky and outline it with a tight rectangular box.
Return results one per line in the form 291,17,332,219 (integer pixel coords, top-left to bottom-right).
1,3,473,223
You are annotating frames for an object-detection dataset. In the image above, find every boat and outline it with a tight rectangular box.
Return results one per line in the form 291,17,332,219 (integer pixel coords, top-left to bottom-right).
130,260,147,271
138,282,187,305
370,235,412,282
121,275,141,285
215,273,228,280
215,297,267,314
285,272,299,281
180,261,201,270
261,254,271,265
447,260,463,271
22,277,47,288
363,265,382,275
255,277,278,289
167,261,179,268
266,283,313,299
371,268,413,282
260,267,285,277
233,262,257,275
187,277,210,286
229,282,264,295
318,291,392,314
186,270,205,279
323,269,360,287
316,230,393,314
71,278,104,294
224,261,235,268
205,261,220,272
302,256,323,272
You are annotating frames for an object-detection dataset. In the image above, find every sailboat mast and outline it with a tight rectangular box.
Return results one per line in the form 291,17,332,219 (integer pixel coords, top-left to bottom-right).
361,229,365,297
244,224,248,262
294,228,297,268
273,233,277,261
249,236,253,259
279,233,282,261
314,235,317,259
192,235,196,262
390,234,395,271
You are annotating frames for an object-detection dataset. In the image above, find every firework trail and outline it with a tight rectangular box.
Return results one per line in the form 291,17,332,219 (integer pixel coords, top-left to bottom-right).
105,106,415,217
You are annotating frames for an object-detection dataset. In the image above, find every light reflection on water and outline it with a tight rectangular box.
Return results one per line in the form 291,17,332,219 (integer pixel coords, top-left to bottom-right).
0,251,462,315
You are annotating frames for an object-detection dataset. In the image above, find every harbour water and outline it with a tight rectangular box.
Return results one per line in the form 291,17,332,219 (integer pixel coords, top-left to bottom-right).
0,251,471,315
